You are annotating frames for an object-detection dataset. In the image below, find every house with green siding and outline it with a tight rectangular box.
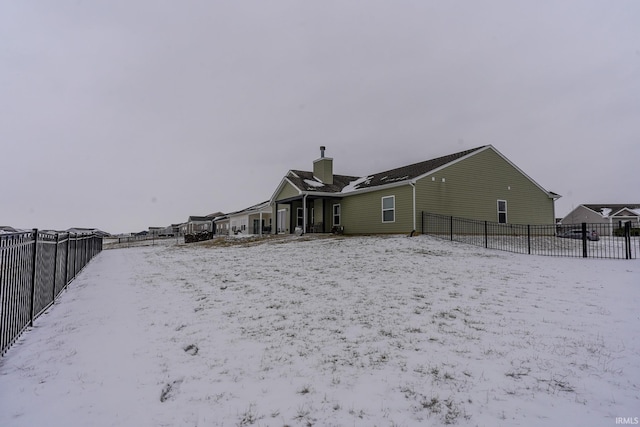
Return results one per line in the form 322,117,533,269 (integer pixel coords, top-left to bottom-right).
270,146,559,235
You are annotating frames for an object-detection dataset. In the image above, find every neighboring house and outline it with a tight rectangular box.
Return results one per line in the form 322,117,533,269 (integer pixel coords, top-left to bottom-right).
561,204,640,228
208,211,225,220
213,213,230,235
148,226,165,237
182,216,215,234
171,223,183,235
67,227,111,237
226,201,273,235
0,226,21,234
148,226,176,237
270,145,560,235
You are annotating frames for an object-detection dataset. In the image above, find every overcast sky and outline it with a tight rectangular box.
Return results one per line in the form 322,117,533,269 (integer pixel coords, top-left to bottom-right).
2,1,639,234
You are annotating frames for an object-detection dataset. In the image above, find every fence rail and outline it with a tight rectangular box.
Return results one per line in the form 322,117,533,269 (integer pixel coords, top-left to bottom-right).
103,234,183,247
421,212,639,259
1,230,103,356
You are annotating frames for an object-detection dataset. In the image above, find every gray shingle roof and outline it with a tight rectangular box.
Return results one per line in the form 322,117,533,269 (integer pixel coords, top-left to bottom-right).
346,146,486,191
286,146,486,194
187,216,213,222
582,204,640,216
287,170,360,193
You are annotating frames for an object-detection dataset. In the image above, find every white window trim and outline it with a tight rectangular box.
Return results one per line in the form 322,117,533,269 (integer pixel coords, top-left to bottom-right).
382,195,395,223
333,204,341,226
497,199,507,224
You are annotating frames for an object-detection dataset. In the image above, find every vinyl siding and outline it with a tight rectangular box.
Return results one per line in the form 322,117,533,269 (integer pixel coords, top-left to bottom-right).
415,148,554,225
562,206,606,224
342,185,414,234
274,181,300,201
313,158,333,184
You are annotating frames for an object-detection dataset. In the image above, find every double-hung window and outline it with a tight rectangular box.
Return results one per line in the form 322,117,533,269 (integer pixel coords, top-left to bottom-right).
333,204,341,226
497,200,507,224
382,196,395,222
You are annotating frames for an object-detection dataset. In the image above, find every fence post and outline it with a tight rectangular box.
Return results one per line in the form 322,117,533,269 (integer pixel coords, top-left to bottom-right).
582,222,588,258
484,221,488,248
29,229,39,327
74,233,78,276
625,221,632,260
52,233,59,302
527,225,531,255
65,234,71,286
450,216,453,241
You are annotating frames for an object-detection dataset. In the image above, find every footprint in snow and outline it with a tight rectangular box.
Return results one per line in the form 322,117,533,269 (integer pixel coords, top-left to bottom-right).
184,344,198,356
160,378,183,402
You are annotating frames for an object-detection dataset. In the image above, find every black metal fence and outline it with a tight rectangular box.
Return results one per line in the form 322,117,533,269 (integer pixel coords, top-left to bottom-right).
105,233,182,246
421,212,639,259
1,230,103,355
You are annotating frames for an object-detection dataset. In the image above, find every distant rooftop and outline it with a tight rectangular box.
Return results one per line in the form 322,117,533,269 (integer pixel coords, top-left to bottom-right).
582,204,640,217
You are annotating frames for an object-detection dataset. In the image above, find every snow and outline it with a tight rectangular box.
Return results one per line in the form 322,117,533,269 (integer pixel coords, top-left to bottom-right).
341,176,373,193
304,178,325,188
388,175,410,182
601,208,612,217
1,235,639,426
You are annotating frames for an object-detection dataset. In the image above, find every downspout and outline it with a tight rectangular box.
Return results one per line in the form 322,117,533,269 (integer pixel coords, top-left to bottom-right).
410,182,416,234
259,211,263,235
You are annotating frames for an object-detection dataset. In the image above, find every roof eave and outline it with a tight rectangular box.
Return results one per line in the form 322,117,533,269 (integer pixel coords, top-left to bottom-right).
342,180,412,196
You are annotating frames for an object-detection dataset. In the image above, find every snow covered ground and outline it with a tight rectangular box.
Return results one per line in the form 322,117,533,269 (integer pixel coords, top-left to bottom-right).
1,235,638,427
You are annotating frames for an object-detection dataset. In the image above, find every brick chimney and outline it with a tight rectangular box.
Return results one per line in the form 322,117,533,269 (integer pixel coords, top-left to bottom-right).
313,146,333,185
